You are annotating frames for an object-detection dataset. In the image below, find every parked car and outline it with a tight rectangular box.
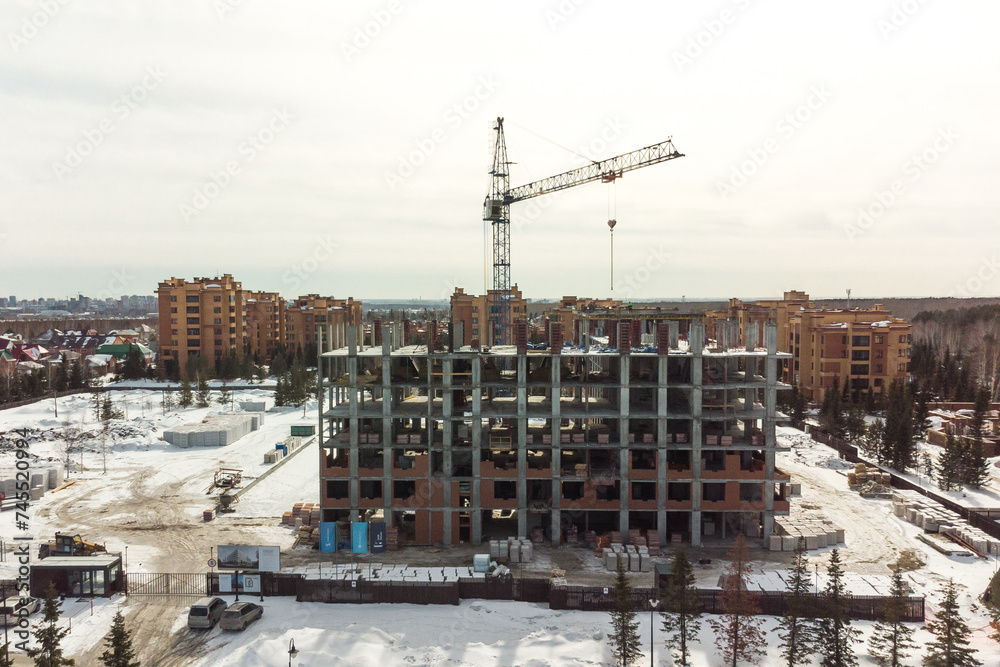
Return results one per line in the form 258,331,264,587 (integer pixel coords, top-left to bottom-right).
187,596,227,629
1,596,40,624
219,602,263,631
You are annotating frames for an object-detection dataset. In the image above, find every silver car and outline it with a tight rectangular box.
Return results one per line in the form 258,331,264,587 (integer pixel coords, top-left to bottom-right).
218,602,263,631
2,596,40,625
187,596,227,629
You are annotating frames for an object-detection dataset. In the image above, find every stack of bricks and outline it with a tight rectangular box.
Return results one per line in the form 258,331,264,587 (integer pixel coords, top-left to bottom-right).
610,531,624,546
627,529,641,545
564,526,579,546
386,527,399,551
646,530,660,556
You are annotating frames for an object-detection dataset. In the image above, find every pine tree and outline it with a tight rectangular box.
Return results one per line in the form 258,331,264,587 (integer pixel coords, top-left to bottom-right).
778,538,817,667
68,360,84,389
964,385,990,488
862,419,886,462
274,376,286,407
26,582,75,666
178,375,193,408
922,580,981,667
195,374,210,408
122,346,146,381
868,565,915,667
98,610,140,667
710,533,766,667
885,381,916,472
608,558,642,667
820,387,846,439
217,382,232,408
0,643,13,667
936,432,962,491
845,405,867,443
816,549,859,667
660,545,701,666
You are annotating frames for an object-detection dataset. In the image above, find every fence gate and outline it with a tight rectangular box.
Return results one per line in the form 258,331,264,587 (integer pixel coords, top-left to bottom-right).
126,573,209,597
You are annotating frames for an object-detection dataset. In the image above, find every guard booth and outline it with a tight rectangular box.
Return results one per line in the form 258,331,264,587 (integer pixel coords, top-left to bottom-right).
30,554,124,598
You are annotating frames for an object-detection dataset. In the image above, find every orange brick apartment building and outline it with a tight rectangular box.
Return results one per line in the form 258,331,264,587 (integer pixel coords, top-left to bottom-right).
709,291,912,401
157,276,361,373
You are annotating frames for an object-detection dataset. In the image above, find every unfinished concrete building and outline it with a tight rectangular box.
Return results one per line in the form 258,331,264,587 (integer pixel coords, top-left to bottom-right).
318,318,791,547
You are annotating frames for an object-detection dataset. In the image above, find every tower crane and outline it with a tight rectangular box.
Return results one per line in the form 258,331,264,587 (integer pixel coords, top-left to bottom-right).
483,117,684,345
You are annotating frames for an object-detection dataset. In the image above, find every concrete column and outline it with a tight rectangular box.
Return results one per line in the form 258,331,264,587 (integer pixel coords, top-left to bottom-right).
657,355,668,542
382,330,393,527
471,352,482,543
550,358,562,544
619,354,630,534
762,322,779,540
690,321,704,547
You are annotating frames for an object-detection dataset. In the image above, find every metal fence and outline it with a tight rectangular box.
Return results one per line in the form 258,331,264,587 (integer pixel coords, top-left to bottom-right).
296,579,459,605
126,573,210,597
802,424,1000,542
550,585,924,621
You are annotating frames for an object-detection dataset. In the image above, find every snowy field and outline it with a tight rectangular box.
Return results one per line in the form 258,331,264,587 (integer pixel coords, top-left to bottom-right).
1,394,1000,664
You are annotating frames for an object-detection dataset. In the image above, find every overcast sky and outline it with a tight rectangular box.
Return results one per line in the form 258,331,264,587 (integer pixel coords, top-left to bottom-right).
2,0,998,302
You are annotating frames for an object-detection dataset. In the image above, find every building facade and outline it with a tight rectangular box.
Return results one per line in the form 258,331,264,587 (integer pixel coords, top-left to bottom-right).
157,275,247,370
711,291,912,401
245,291,286,362
285,295,362,356
318,319,791,547
450,286,527,347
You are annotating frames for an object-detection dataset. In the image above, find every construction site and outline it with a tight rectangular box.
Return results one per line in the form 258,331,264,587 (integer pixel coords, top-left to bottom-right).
317,316,792,548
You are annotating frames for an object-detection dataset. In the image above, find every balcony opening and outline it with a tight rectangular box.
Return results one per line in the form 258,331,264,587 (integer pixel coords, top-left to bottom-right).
702,482,726,502
393,480,416,500
562,481,585,501
667,482,691,502
630,481,656,501
326,480,349,500
494,480,517,500
360,480,382,500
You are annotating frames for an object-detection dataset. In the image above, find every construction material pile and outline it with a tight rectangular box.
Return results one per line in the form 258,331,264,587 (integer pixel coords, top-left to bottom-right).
282,502,322,546
264,436,303,464
770,514,846,551
1,465,63,505
603,544,652,572
163,413,261,447
892,490,1000,556
488,538,534,563
847,463,892,491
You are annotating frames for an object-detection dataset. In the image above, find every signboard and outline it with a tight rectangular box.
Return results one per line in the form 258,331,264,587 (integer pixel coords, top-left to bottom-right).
242,574,261,594
320,522,338,553
219,575,232,593
217,545,281,572
352,522,368,554
370,522,386,554
207,558,217,569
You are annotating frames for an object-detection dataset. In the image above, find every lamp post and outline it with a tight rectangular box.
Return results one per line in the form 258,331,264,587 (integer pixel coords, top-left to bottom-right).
648,598,660,667
288,638,298,667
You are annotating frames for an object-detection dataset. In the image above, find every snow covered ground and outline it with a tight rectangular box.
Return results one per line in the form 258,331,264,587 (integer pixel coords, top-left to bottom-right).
2,396,1000,665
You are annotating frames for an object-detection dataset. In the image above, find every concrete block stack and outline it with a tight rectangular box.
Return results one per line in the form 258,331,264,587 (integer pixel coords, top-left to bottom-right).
770,515,846,552
604,544,652,572
892,491,1000,555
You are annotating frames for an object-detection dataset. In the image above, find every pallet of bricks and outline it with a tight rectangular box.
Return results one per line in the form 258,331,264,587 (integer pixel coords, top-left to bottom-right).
892,490,1000,556
846,463,891,491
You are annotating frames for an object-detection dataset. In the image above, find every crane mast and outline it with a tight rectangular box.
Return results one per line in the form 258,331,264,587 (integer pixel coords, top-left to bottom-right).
482,116,684,346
